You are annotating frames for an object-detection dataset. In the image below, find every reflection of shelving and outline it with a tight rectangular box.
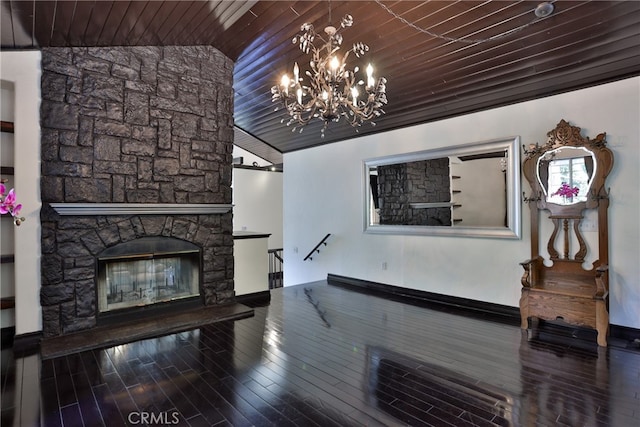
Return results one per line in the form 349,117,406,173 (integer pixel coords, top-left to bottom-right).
409,202,454,209
450,159,464,226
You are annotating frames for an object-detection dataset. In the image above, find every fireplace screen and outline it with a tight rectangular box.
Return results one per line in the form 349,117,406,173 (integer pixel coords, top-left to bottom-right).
97,238,201,314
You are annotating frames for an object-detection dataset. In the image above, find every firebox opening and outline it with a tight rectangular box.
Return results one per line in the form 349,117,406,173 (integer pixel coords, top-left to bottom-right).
96,237,202,320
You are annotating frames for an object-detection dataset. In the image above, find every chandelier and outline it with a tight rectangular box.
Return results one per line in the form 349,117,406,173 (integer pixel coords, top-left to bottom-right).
271,14,387,137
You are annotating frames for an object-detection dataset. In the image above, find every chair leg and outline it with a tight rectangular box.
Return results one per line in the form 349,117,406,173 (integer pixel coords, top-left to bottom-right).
528,317,540,341
519,289,530,330
595,300,609,347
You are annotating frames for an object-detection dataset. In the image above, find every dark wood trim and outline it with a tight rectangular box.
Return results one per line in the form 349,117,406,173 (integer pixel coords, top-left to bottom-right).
327,274,520,324
12,331,42,355
0,326,15,348
326,273,640,347
235,290,271,306
610,324,640,344
0,121,14,133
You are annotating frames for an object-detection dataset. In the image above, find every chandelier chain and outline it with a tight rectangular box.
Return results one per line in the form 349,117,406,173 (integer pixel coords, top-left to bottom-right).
374,0,549,45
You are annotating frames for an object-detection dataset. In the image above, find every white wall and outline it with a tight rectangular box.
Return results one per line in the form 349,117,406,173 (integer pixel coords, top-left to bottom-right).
283,77,640,330
232,167,283,249
0,51,42,335
234,235,269,295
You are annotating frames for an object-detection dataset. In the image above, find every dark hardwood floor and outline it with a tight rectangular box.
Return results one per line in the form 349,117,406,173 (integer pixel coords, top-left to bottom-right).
2,281,639,426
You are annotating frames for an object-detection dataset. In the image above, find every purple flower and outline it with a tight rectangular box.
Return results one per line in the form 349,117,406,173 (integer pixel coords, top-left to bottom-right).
552,182,580,198
0,185,24,225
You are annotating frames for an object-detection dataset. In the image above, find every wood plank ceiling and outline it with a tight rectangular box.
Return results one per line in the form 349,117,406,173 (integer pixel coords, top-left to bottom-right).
2,1,640,155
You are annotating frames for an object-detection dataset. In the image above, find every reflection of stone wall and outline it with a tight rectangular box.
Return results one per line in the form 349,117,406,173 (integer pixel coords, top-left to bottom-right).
377,158,451,225
377,163,407,224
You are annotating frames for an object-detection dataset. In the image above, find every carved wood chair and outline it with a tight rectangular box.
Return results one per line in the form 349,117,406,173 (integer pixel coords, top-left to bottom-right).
520,120,613,346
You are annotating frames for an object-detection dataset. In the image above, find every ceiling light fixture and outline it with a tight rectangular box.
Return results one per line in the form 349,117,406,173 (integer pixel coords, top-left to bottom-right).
535,2,555,18
271,14,387,138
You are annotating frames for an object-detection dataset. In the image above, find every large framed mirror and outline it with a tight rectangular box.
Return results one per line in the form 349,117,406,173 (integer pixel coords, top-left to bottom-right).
363,136,521,238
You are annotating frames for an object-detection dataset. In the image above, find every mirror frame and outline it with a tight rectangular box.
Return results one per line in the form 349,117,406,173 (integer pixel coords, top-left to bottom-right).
522,119,613,218
363,136,522,239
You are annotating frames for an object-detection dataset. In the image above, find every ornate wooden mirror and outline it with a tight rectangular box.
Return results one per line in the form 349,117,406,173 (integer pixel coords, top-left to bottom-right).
520,119,613,346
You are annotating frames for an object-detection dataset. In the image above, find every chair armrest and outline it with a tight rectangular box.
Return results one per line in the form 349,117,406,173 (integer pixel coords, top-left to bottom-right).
595,264,609,299
520,257,542,288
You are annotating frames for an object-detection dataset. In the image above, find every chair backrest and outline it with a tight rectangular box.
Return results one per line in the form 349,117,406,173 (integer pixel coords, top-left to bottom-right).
522,119,613,268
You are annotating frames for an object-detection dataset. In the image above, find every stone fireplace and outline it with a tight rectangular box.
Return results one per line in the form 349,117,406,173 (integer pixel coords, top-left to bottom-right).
39,45,235,337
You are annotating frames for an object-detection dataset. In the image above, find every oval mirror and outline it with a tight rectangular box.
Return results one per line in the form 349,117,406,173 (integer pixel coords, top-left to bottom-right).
536,146,597,205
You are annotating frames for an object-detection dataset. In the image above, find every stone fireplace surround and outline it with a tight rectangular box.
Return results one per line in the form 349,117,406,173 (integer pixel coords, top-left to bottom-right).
40,46,236,337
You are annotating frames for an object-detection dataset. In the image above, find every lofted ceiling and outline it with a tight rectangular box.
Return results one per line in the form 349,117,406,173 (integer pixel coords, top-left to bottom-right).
2,1,640,158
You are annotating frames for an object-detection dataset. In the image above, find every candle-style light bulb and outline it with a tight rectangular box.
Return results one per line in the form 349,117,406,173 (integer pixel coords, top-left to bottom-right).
366,64,374,88
296,87,303,104
281,74,290,95
330,56,340,71
351,87,358,104
293,62,299,82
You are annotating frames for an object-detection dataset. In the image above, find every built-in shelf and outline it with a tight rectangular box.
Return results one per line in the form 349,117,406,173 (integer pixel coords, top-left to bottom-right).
0,254,15,264
0,297,15,310
1,166,15,176
0,123,15,313
1,121,14,133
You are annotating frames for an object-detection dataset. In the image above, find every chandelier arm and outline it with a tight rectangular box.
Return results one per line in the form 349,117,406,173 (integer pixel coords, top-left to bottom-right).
288,97,318,121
